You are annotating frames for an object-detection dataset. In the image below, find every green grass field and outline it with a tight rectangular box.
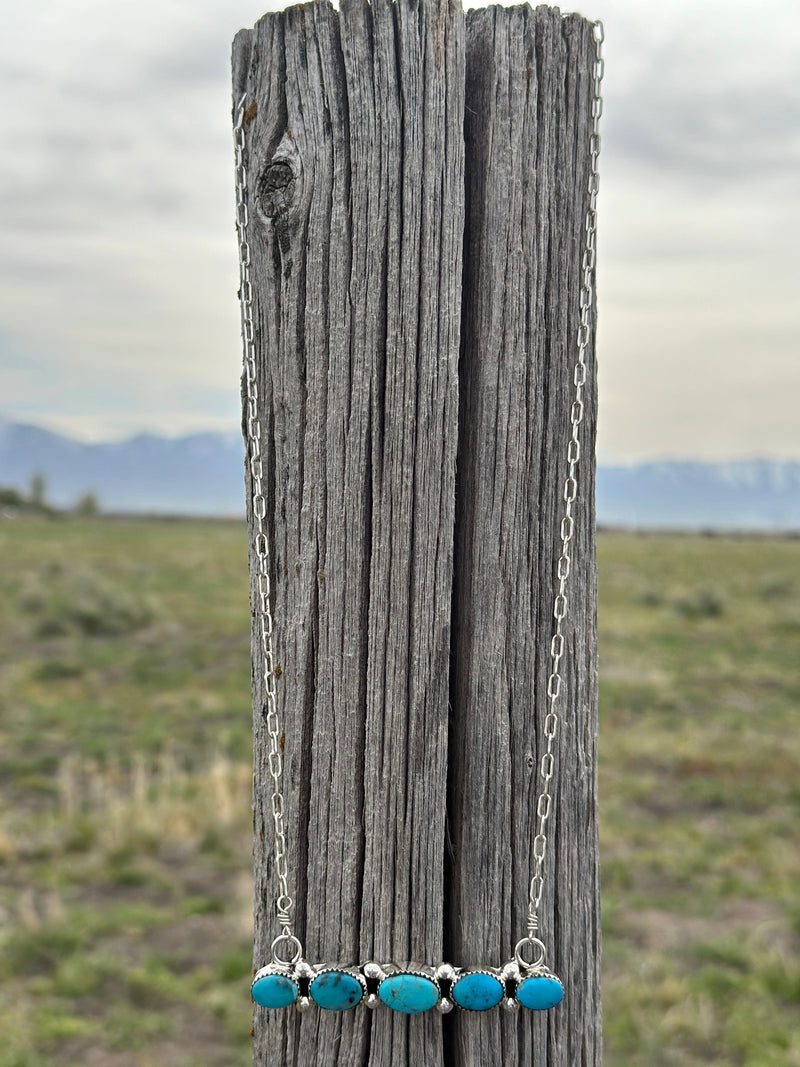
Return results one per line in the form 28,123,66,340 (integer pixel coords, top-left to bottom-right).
0,517,798,1066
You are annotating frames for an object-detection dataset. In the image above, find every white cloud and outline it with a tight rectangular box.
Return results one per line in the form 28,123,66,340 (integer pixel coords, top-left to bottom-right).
1,0,799,458
595,0,800,460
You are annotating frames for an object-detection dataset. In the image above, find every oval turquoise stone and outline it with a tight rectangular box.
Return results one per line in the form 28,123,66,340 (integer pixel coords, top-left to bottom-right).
379,973,439,1014
251,972,299,1009
310,970,364,1011
516,975,564,1010
451,971,504,1011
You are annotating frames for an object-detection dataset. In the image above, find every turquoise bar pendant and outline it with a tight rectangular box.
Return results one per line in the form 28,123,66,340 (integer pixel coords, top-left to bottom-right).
251,958,563,1013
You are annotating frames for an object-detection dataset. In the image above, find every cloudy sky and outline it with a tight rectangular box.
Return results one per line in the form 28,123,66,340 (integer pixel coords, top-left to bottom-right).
1,0,798,462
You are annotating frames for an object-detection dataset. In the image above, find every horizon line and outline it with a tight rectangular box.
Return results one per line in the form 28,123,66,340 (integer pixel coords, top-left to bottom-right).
3,415,800,467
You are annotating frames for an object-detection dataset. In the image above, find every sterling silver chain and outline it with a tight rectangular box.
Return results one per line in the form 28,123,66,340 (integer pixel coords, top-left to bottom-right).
234,19,603,975
525,19,604,954
234,109,297,964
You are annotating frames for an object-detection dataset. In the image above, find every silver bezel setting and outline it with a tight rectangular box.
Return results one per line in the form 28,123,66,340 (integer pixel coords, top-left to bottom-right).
309,966,367,1010
377,966,441,1014
515,970,565,1010
251,963,301,1007
251,963,296,990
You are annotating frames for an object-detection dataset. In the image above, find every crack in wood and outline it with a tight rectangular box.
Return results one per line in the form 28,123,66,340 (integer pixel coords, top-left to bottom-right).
233,1,600,1063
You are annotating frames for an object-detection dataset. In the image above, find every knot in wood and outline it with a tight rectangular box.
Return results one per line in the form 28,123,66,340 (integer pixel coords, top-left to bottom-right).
258,161,296,218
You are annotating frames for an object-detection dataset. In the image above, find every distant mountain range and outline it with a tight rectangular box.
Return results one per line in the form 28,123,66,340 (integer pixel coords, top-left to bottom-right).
0,420,245,517
597,461,800,531
1,419,798,530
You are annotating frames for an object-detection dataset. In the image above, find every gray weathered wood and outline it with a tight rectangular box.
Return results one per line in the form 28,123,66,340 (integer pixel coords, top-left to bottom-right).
447,7,601,1065
233,2,599,1064
233,0,463,1062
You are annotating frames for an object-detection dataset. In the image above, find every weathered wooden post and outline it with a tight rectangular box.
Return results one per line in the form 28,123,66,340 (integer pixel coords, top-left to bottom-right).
449,7,601,1065
232,1,600,1064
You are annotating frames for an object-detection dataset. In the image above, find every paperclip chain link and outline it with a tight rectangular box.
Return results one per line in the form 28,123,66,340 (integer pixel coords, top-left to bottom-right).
233,96,298,958
526,20,604,941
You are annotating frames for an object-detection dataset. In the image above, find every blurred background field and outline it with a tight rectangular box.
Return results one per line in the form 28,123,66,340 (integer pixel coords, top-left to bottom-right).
0,516,798,1067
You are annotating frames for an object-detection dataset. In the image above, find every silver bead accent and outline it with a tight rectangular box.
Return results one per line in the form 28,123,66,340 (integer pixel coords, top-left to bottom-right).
502,996,519,1013
363,961,384,981
365,993,379,1010
296,996,311,1013
500,961,521,983
435,963,457,984
294,959,316,979
436,997,454,1014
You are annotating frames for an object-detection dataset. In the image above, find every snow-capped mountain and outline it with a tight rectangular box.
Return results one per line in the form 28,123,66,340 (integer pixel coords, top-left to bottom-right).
596,461,800,531
1,419,798,530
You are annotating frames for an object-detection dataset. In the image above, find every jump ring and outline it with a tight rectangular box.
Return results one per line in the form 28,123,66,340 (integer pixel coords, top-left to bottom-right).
271,933,302,967
514,936,547,971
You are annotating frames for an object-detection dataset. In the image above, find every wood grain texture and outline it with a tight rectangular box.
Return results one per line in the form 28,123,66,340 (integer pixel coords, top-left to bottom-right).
447,7,601,1065
232,2,599,1064
233,0,463,1062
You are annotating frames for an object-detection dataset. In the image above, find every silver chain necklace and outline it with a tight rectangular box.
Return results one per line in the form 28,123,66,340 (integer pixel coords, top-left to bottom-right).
234,19,603,1018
